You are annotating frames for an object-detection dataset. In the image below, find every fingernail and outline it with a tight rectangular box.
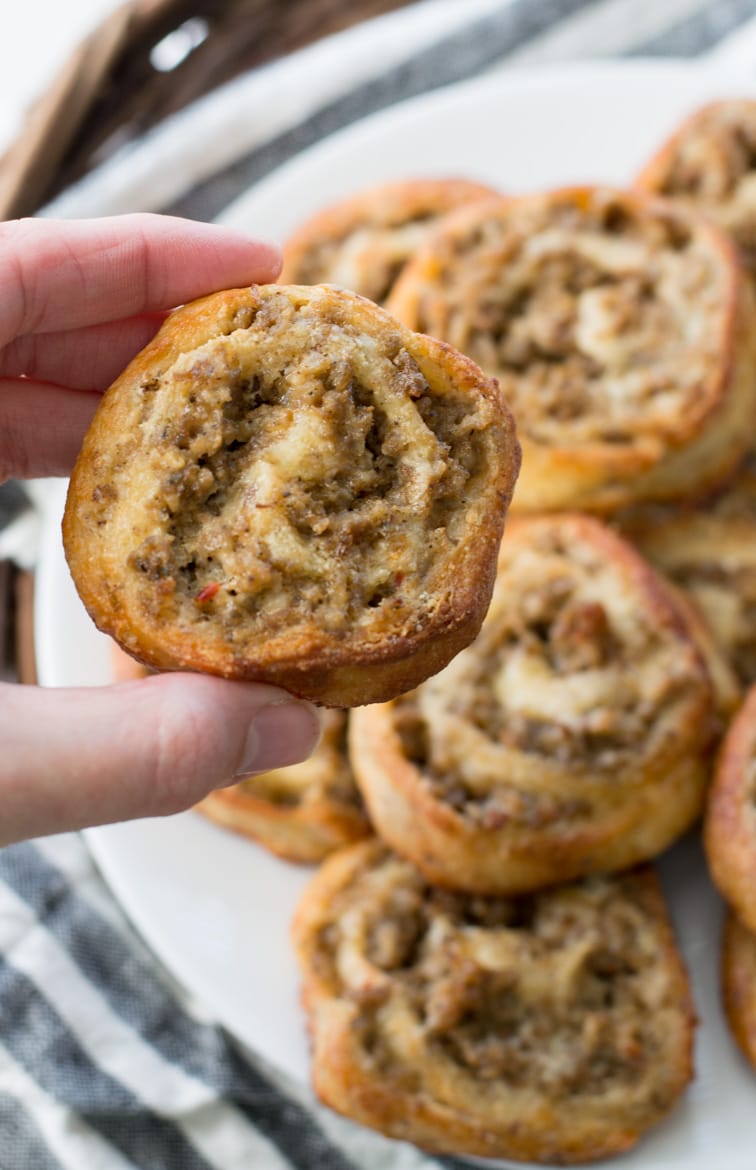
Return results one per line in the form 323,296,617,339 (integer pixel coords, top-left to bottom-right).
244,237,282,278
231,701,321,780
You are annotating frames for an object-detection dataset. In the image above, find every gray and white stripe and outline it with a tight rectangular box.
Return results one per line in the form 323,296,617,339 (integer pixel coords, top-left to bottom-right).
6,1,756,1167
0,843,359,1170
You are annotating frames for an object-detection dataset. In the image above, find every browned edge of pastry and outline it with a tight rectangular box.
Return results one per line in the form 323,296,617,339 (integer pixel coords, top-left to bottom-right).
349,513,714,894
292,839,696,1164
705,684,756,932
387,185,756,513
196,783,369,863
618,460,756,702
656,579,742,732
722,908,756,1068
280,176,500,303
63,283,521,707
635,99,756,273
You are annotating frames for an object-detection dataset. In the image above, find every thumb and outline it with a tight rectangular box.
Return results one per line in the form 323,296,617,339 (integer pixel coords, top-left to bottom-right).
0,673,322,846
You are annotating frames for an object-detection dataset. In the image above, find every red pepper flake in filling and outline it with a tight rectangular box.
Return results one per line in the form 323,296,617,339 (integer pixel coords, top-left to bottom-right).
195,582,220,604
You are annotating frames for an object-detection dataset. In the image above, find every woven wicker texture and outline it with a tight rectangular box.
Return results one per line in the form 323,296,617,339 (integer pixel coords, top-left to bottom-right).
0,0,414,218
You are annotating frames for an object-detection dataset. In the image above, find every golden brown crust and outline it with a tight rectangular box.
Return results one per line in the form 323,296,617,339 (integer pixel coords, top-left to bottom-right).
722,909,756,1067
386,185,756,513
636,100,756,274
705,685,756,933
292,840,695,1164
349,513,714,894
280,178,499,304
63,283,520,707
196,709,371,863
622,458,756,696
656,580,741,732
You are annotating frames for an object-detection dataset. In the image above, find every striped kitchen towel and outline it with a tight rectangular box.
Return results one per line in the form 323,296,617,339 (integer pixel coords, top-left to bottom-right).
5,0,756,1167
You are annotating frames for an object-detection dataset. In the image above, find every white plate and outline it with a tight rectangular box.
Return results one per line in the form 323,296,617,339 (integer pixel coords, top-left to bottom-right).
37,61,756,1168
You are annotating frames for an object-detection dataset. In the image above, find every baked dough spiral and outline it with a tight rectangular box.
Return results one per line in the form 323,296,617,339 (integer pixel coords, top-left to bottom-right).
110,644,368,860
280,178,498,304
636,99,756,275
705,684,756,933
197,709,370,863
722,909,756,1068
349,513,714,893
63,283,520,707
292,840,695,1164
626,459,756,695
386,186,756,512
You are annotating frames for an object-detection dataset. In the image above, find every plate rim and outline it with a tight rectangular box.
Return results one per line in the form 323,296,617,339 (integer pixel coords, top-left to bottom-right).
39,54,756,1168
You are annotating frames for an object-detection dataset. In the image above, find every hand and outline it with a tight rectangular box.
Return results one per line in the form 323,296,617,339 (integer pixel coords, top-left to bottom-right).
0,214,321,846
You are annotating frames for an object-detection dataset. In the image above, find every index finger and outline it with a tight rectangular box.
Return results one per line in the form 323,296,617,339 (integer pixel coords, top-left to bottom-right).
0,213,282,344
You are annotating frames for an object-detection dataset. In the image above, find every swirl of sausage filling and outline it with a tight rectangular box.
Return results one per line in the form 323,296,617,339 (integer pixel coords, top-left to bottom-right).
293,840,695,1164
386,187,756,512
636,99,756,276
349,514,714,893
63,284,520,706
280,178,499,305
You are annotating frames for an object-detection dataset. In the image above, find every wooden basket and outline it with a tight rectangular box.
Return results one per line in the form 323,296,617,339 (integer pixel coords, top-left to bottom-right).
0,0,413,219
0,0,415,682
